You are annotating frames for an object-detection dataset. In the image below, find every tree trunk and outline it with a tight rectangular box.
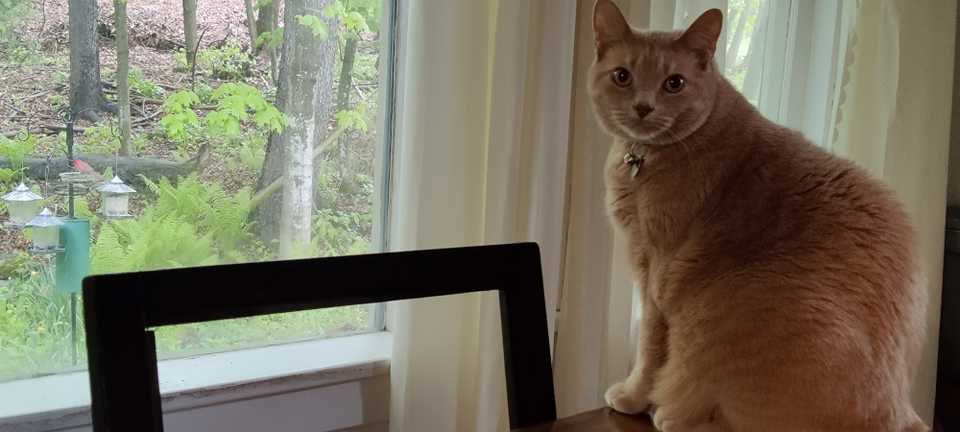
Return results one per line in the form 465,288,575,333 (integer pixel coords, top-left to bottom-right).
255,0,278,41
254,0,337,257
182,0,198,67
69,0,107,121
243,0,258,53
115,0,131,156
256,0,280,82
336,38,357,112
335,36,357,194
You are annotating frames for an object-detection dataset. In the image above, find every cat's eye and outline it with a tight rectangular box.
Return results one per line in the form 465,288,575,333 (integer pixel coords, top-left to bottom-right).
611,68,632,87
663,74,686,93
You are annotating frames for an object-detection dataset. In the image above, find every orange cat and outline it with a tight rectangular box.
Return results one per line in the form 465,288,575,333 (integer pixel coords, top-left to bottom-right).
589,1,927,431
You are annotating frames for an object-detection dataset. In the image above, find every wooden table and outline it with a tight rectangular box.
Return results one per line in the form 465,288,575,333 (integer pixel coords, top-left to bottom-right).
515,408,656,431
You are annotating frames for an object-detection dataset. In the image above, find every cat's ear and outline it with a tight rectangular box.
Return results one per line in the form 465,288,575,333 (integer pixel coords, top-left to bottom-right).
678,9,723,67
593,0,630,55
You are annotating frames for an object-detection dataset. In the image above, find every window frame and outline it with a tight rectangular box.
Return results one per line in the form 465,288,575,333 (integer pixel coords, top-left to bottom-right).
370,0,403,333
0,0,402,425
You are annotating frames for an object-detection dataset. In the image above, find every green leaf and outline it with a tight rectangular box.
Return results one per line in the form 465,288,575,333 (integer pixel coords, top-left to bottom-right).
343,11,369,34
335,107,369,133
296,14,329,39
322,1,345,19
255,28,284,51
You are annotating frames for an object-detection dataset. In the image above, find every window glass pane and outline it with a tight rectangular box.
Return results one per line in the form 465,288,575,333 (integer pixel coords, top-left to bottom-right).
0,0,393,382
723,0,764,93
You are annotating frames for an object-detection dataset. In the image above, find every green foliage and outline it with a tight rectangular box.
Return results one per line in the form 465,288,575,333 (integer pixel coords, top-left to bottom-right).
91,212,219,274
152,305,370,358
296,14,329,39
0,260,76,382
173,48,189,71
128,67,165,98
312,208,370,257
0,168,16,186
0,131,37,181
158,85,282,162
90,176,254,275
79,123,120,154
52,71,68,86
0,132,36,166
160,84,282,143
197,44,252,80
0,252,28,280
233,134,266,172
323,2,367,35
139,175,254,252
47,94,67,111
255,28,284,51
7,41,47,65
79,122,145,155
0,0,28,43
193,82,215,104
175,44,252,79
335,106,369,133
90,174,253,274
206,83,284,137
323,0,380,38
159,90,202,143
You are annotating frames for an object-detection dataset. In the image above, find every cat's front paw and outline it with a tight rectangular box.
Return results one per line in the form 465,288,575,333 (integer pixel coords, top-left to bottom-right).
604,381,650,414
652,408,671,431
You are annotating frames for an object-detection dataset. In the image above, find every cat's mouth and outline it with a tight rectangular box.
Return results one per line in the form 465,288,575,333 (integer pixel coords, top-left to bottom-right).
622,117,675,144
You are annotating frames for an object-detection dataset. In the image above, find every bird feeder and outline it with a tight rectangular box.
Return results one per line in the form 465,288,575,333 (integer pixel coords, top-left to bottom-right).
97,176,136,219
2,182,43,226
26,207,64,253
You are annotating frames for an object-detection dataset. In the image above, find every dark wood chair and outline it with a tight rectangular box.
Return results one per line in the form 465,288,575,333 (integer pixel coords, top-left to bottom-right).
83,242,651,431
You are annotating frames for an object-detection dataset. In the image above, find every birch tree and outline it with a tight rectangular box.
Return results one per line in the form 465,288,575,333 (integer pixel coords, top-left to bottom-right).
254,0,337,257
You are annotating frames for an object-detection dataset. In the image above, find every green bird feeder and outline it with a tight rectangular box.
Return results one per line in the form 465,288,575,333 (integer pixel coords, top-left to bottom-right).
55,218,90,294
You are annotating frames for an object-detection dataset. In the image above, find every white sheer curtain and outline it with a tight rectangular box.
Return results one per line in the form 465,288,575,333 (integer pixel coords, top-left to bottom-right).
386,1,576,431
662,0,855,146
831,0,957,423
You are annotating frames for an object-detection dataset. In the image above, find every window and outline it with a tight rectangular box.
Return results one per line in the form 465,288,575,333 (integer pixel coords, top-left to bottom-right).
664,0,855,146
0,0,395,383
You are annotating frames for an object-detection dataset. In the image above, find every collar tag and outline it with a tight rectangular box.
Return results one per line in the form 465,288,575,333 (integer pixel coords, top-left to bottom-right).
623,152,644,178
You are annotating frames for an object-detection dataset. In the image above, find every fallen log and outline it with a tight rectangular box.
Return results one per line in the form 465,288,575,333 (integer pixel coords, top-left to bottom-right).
0,145,209,188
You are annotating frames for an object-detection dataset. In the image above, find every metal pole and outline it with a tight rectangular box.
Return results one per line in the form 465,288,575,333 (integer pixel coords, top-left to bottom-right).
66,119,77,365
66,120,75,219
71,293,77,364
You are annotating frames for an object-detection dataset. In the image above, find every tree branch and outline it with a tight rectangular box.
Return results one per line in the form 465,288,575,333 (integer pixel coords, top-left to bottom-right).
249,124,348,210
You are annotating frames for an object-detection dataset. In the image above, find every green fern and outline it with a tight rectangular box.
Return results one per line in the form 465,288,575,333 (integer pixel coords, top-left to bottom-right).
91,211,219,274
140,174,254,253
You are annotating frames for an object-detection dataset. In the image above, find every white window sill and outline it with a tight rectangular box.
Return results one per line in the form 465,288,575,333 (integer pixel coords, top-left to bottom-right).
0,331,392,431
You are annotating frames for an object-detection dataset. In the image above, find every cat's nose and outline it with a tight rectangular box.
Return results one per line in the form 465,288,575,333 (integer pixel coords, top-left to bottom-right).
634,103,654,119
